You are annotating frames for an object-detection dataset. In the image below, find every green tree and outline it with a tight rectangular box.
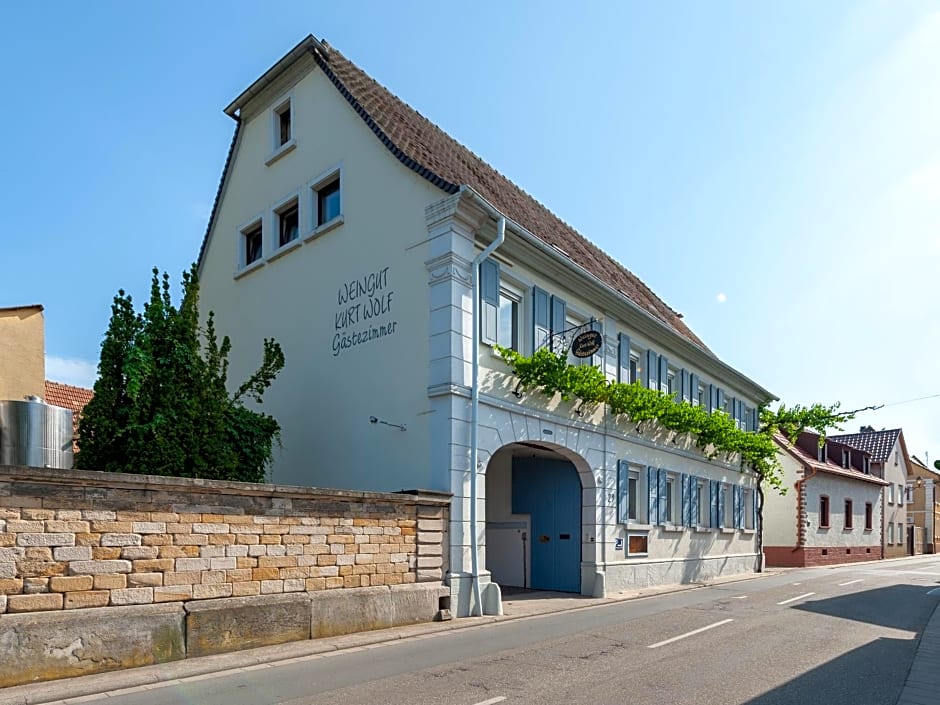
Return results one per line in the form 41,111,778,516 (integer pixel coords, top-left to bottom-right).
77,266,285,482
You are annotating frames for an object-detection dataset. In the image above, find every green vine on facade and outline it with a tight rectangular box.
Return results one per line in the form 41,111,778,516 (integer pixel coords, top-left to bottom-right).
495,346,853,495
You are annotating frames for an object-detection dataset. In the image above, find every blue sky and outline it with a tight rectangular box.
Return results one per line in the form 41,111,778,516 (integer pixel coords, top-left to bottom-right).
3,1,938,460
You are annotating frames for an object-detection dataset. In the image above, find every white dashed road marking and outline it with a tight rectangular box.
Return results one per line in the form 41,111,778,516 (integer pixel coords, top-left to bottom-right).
838,579,864,587
647,619,734,649
777,592,816,606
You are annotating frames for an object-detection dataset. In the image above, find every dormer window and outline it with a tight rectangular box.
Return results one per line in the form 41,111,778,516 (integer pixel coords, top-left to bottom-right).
817,443,827,463
842,448,851,469
863,456,871,474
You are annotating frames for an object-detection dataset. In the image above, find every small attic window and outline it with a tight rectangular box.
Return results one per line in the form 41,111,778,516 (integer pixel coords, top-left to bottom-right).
266,96,297,166
817,443,827,463
276,101,292,146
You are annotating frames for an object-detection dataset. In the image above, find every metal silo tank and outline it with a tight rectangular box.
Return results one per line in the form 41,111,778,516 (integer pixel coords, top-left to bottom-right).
0,397,73,469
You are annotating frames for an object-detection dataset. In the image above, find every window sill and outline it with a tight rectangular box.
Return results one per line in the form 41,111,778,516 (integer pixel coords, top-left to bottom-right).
625,553,649,559
693,526,713,533
304,214,344,242
741,528,756,535
626,522,652,531
267,238,302,263
660,524,685,534
719,528,736,535
234,259,265,280
265,139,296,166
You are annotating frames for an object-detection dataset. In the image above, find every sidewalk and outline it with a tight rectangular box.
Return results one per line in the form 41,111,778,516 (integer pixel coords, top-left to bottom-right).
1,563,937,705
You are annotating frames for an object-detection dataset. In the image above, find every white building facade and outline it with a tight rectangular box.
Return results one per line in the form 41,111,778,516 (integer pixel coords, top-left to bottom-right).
197,36,774,616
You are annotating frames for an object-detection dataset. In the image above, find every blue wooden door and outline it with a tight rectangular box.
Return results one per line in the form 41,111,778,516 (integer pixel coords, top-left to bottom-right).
512,457,581,592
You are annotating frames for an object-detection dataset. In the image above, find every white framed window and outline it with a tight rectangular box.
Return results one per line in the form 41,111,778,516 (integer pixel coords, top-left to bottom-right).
888,522,895,544
897,484,904,506
275,197,300,249
664,474,676,524
888,484,895,504
696,479,709,527
497,281,523,352
617,462,647,524
275,99,292,147
629,355,639,384
722,483,734,529
841,448,851,469
697,384,707,407
306,166,344,240
626,532,649,556
266,94,297,166
666,370,676,397
238,218,263,269
744,488,755,530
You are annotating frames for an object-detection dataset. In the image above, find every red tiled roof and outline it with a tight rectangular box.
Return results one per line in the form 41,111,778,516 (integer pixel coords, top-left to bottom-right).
830,429,902,464
774,433,887,486
44,381,94,449
200,37,708,352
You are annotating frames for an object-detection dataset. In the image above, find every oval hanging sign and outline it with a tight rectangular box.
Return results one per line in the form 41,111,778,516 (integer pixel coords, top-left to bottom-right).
571,330,602,358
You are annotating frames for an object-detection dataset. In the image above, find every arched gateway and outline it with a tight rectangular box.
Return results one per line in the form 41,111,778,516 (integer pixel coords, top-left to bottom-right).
484,441,597,594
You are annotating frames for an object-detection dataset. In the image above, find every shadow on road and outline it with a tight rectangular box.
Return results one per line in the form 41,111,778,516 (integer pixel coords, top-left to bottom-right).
741,636,913,705
795,584,934,632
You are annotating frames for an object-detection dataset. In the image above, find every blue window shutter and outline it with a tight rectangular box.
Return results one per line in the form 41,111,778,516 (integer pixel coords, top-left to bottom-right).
645,350,658,389
658,355,669,393
618,333,631,383
658,469,668,525
718,484,726,528
590,319,604,366
480,259,499,345
706,384,715,413
680,473,689,528
647,466,658,524
550,295,566,352
690,373,700,405
617,461,629,524
734,486,743,528
690,477,700,526
532,286,550,350
680,369,691,402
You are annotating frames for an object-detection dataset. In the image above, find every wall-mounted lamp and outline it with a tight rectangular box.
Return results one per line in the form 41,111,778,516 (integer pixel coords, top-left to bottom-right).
369,416,406,432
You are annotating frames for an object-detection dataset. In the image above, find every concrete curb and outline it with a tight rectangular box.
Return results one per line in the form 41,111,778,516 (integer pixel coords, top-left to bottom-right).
896,594,940,705
0,571,775,705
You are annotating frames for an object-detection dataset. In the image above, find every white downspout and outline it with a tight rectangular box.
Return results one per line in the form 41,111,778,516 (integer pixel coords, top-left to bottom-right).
469,215,505,617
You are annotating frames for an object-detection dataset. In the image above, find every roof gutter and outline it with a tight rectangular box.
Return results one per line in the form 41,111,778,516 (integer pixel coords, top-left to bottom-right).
464,199,506,617
458,187,775,403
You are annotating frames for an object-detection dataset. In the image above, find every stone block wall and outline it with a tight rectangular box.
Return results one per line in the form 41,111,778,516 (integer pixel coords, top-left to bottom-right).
0,466,449,616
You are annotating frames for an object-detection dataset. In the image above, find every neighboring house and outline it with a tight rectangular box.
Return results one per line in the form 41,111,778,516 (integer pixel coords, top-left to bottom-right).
0,304,45,401
908,455,940,554
43,380,94,453
196,36,775,616
764,432,885,566
831,427,912,558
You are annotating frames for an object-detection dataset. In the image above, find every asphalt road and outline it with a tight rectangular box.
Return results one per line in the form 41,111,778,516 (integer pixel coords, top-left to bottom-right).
48,557,940,705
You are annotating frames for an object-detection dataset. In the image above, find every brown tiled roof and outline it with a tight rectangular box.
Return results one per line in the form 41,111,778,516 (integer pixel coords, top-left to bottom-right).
44,381,94,450
774,434,887,486
831,429,902,464
316,46,708,350
200,37,708,351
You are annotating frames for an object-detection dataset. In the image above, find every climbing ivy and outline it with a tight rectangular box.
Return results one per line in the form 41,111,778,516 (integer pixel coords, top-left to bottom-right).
495,346,852,495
